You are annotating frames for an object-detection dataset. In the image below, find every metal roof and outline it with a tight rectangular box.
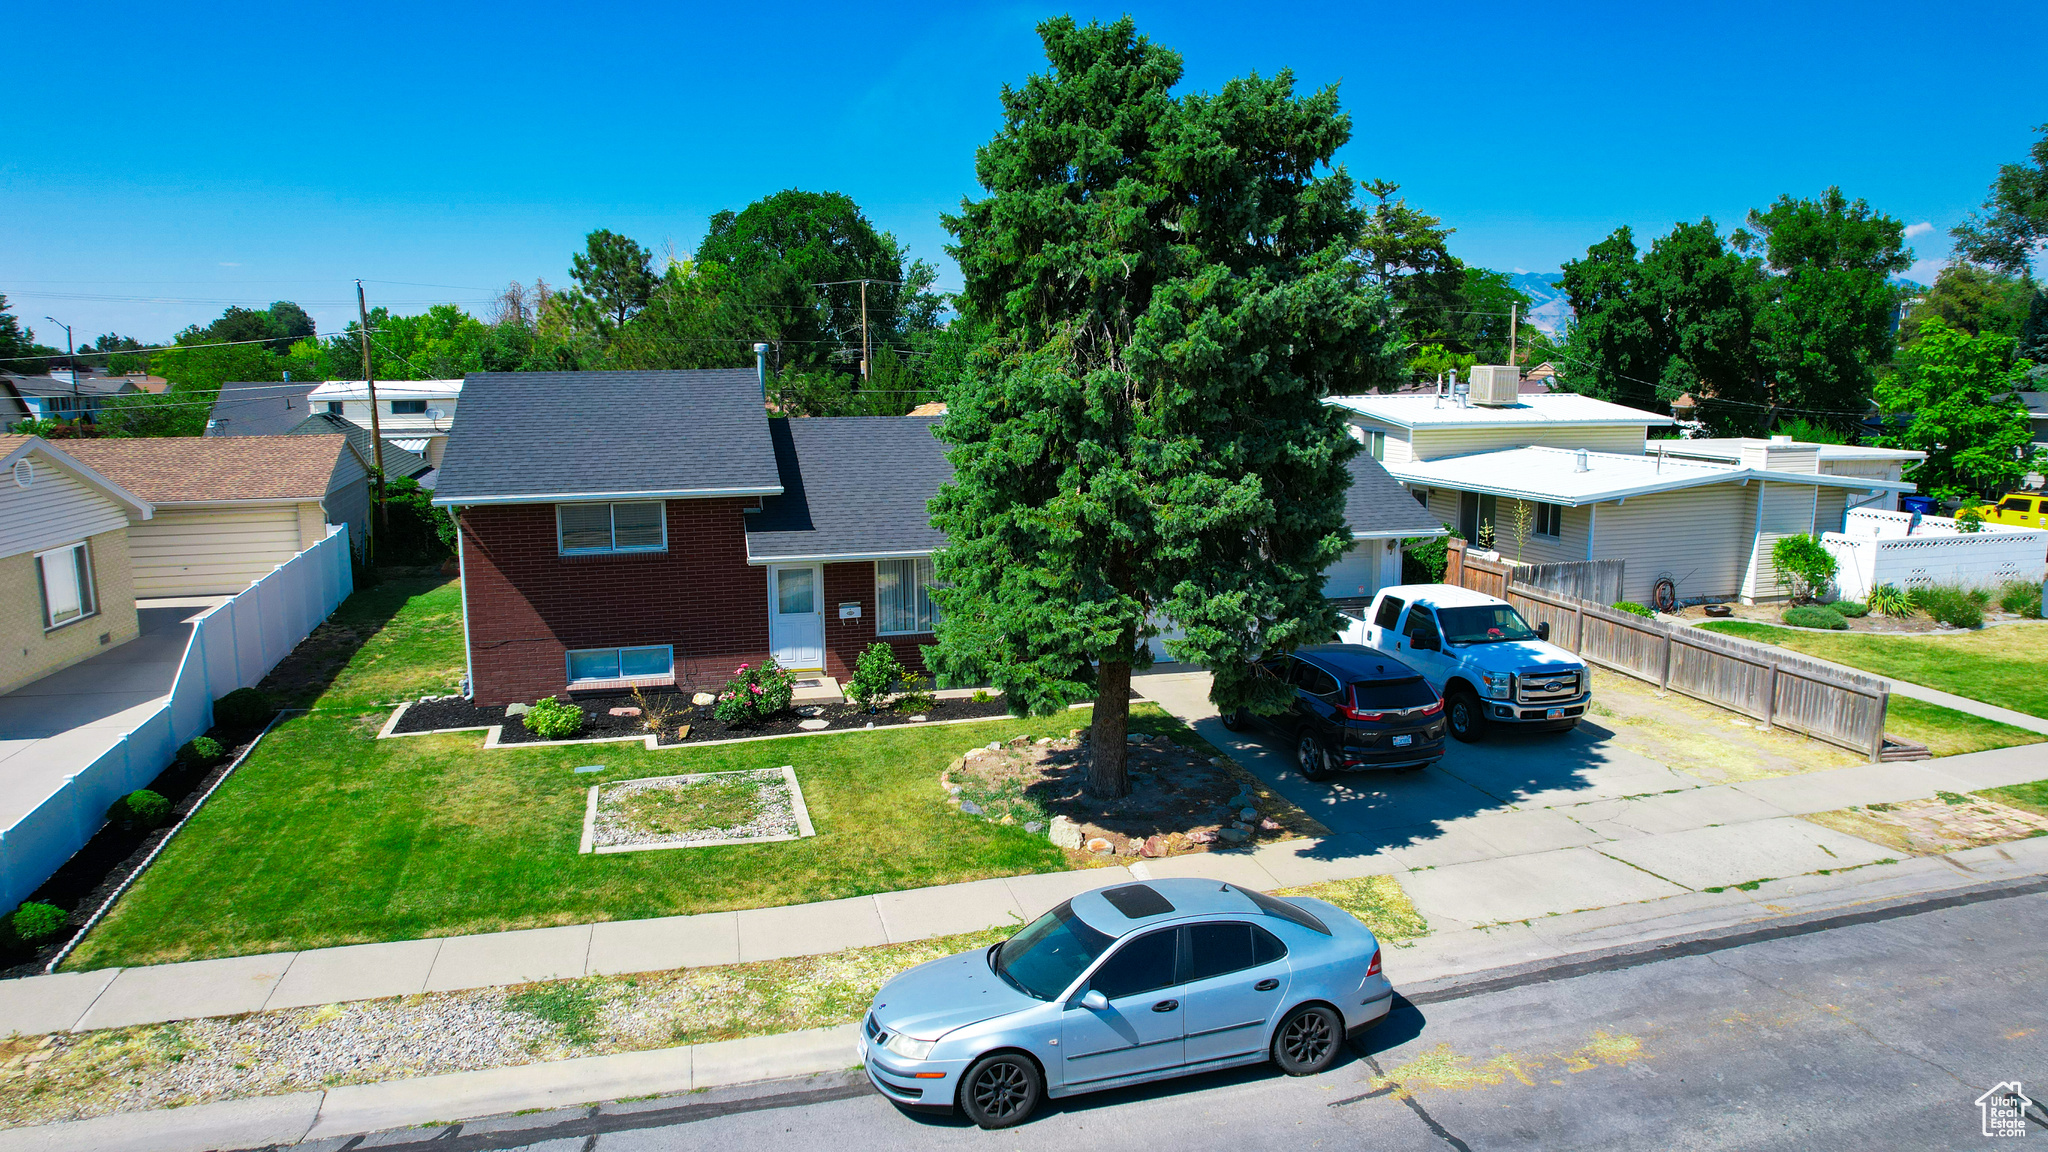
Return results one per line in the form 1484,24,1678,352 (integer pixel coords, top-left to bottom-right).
431,370,782,505
1389,446,1916,506
1656,438,1925,463
1327,393,1675,429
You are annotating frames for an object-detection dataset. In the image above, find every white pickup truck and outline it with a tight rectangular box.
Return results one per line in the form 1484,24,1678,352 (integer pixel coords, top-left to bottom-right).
1337,584,1591,742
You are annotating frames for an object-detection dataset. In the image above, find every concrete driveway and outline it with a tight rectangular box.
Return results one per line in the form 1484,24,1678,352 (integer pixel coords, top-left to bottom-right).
1133,666,1715,865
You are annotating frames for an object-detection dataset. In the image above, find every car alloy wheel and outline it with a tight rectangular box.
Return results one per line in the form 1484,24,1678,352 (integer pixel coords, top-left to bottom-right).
1273,1004,1343,1075
1295,733,1333,781
1446,689,1486,743
1219,707,1246,731
959,1052,1042,1129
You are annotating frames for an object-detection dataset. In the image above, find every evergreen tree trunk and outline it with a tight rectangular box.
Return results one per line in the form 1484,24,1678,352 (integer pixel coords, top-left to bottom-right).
1090,648,1132,800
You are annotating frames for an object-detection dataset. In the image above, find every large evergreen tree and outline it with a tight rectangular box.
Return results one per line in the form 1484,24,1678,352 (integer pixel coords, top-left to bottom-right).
929,16,1397,797
1951,123,2048,276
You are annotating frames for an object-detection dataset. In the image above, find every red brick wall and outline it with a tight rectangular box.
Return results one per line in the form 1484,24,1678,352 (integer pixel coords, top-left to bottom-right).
820,561,930,681
459,499,771,705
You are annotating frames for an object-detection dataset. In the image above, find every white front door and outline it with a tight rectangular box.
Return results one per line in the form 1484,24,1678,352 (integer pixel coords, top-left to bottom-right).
768,564,825,670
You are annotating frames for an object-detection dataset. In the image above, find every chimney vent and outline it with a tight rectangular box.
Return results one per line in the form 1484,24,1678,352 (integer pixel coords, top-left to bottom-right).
1574,449,1590,473
754,343,771,400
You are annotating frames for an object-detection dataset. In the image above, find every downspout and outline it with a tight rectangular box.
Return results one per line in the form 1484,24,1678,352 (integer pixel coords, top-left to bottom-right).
452,505,475,699
1584,503,1597,561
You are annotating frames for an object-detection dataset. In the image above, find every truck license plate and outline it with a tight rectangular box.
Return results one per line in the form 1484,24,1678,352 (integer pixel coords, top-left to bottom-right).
1546,708,1564,719
1393,734,1413,747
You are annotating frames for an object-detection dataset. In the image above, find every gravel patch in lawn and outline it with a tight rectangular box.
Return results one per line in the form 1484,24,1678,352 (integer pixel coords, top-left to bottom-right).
0,926,1013,1130
587,768,810,851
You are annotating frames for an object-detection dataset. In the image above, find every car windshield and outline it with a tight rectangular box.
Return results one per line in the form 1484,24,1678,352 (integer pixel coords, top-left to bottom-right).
992,900,1115,1000
1437,604,1539,645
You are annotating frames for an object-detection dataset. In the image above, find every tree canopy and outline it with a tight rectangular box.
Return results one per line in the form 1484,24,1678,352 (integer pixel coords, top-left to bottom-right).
1951,123,2048,276
928,15,1397,797
1875,319,2040,500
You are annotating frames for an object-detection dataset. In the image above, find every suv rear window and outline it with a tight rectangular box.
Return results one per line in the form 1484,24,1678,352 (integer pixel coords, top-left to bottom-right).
1350,677,1437,710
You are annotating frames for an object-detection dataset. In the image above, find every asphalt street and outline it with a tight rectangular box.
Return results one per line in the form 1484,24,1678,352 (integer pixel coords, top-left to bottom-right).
323,887,2048,1152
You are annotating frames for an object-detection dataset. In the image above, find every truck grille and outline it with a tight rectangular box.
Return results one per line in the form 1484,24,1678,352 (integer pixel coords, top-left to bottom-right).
1515,669,1583,705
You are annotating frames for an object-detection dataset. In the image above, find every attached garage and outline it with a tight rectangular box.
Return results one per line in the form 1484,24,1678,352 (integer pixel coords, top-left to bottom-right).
62,434,368,599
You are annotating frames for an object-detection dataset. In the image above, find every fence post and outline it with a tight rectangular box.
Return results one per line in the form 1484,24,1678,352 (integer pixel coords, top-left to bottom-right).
1659,629,1673,690
1573,600,1585,653
1760,661,1778,730
1869,690,1888,763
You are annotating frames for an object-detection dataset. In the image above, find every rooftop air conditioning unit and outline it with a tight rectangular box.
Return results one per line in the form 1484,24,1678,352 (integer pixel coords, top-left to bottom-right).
1468,365,1520,407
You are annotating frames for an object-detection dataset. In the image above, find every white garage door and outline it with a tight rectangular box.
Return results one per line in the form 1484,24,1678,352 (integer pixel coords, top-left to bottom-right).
129,506,304,596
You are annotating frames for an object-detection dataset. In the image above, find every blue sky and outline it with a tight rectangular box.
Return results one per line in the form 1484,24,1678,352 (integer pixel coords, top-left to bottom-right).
5,0,2044,345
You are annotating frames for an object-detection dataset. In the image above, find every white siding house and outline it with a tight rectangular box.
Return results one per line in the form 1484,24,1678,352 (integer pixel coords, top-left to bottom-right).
308,379,462,465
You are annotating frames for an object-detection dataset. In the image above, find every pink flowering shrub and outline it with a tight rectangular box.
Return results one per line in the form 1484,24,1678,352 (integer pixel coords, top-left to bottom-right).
713,659,796,727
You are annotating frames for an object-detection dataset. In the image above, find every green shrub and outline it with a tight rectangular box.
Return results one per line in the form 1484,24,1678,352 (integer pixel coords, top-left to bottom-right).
1999,580,2043,619
1402,527,1453,584
6,902,68,948
896,670,937,713
1912,584,1986,629
1867,583,1912,617
213,687,273,730
1611,601,1655,618
177,736,223,767
846,643,906,712
107,789,173,830
712,660,796,727
1771,534,1838,602
1782,605,1849,630
1955,506,1986,533
1828,599,1869,618
522,696,585,740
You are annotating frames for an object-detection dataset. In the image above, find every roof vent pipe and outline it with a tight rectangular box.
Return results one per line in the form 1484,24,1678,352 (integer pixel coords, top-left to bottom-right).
1574,448,1590,473
754,343,771,400
1451,371,1469,408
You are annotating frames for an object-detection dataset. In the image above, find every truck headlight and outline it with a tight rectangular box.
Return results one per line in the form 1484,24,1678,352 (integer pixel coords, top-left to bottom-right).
884,1032,937,1061
1479,671,1512,699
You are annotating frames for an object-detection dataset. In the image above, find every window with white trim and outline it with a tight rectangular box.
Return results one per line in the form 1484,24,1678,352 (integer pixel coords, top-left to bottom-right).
557,502,666,555
1533,501,1563,538
876,557,939,635
36,541,97,630
565,644,674,684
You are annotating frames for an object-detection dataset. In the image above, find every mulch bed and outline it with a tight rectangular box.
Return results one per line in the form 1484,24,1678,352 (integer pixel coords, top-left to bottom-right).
392,690,1022,746
0,717,275,980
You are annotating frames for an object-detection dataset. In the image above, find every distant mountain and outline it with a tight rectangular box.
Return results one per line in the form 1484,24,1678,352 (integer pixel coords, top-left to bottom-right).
1508,271,1573,339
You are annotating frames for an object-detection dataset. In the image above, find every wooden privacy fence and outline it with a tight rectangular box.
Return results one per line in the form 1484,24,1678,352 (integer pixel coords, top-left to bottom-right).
1446,542,1890,761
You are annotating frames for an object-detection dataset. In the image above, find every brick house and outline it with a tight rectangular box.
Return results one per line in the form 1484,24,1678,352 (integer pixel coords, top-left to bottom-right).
434,369,1446,707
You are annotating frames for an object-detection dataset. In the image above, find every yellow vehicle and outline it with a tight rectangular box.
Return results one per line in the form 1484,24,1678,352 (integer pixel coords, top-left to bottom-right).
1970,493,2046,527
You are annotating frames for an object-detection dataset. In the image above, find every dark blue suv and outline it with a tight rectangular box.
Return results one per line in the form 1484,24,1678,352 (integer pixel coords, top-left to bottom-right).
1220,645,1447,780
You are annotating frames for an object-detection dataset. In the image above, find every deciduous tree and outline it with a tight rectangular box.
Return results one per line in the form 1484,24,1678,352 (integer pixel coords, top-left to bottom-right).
1951,124,2048,276
1875,319,2040,501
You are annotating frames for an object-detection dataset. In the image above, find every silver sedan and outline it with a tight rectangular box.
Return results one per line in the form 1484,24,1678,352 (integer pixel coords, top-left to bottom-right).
856,877,1393,1128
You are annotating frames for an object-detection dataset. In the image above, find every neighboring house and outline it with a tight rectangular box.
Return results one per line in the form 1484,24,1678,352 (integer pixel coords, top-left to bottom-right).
309,379,462,465
5,372,143,423
284,411,435,487
2018,391,2048,452
62,435,367,595
205,380,320,437
1328,387,1916,605
0,435,153,695
436,369,1444,707
1654,439,1926,516
0,378,30,427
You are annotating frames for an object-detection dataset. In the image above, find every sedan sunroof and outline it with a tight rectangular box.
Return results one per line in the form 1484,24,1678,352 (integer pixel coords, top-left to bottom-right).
1100,884,1175,918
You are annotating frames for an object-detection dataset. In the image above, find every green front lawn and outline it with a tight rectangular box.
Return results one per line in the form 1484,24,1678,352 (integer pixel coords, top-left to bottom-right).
1882,698,2045,757
1981,779,2048,820
1698,620,2048,720
70,577,1199,969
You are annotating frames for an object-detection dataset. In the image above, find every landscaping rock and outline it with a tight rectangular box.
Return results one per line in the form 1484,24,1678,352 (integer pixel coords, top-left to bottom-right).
961,800,984,816
1085,837,1115,855
1259,817,1282,831
1186,830,1219,844
1126,732,1152,744
1048,815,1084,850
692,692,716,706
1228,793,1255,809
797,719,830,730
986,741,1002,751
1238,807,1258,822
1025,821,1044,834
909,714,928,722
608,706,642,717
675,724,689,740
1216,827,1250,844
798,705,824,717
504,703,531,718
1141,835,1167,858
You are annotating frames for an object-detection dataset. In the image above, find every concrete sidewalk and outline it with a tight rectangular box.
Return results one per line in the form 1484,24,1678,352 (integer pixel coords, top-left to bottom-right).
7,840,2046,1152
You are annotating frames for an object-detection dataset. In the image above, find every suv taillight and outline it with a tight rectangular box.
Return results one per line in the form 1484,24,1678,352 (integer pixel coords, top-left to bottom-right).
1420,699,1443,717
1366,947,1382,977
1341,704,1386,722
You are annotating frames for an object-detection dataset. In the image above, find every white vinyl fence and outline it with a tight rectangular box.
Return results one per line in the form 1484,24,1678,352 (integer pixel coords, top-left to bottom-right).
0,526,352,910
1823,508,2048,601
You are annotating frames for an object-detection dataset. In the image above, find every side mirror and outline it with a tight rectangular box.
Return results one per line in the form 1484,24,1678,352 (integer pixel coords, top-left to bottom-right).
1537,621,1551,641
1413,635,1437,652
1078,990,1109,1012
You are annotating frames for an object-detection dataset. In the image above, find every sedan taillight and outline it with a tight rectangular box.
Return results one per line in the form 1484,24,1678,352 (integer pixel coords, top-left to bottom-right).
1366,947,1382,977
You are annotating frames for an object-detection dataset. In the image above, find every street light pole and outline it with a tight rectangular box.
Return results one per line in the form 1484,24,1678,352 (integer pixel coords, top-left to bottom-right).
43,317,75,415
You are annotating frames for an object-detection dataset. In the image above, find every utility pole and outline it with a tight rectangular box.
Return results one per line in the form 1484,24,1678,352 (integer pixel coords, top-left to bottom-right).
859,279,870,381
43,317,75,416
356,281,387,563
1508,302,1518,367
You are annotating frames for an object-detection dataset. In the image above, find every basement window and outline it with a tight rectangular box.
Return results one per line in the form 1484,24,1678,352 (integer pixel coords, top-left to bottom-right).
566,644,674,686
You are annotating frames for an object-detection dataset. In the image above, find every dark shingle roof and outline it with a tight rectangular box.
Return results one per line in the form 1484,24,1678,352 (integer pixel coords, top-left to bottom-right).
431,370,781,504
285,412,433,480
1345,454,1447,538
206,380,320,437
745,416,950,561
